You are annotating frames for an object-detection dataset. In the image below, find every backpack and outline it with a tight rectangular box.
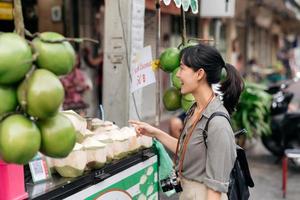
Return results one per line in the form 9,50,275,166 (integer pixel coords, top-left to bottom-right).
203,112,255,200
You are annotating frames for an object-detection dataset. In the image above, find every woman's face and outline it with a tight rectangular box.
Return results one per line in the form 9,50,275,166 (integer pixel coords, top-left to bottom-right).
176,61,202,95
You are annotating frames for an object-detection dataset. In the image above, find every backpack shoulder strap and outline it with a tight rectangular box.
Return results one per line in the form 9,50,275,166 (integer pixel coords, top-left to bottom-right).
203,112,230,148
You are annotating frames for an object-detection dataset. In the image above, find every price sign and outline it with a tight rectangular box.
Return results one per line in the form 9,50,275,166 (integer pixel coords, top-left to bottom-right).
29,154,51,183
131,46,156,93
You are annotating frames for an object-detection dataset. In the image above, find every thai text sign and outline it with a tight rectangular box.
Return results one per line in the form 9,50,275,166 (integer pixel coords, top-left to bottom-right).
131,46,156,93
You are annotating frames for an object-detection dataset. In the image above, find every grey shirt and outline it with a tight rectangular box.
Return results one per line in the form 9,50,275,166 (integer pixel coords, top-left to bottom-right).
176,96,236,193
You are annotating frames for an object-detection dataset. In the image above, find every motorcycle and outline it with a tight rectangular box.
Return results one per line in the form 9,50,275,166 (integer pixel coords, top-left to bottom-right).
261,78,300,157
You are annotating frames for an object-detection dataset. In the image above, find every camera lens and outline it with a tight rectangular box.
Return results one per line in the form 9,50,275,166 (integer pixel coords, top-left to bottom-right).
161,179,173,192
174,183,183,193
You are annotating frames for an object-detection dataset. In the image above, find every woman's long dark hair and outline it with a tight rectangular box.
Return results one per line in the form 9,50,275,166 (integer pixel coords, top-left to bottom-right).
180,43,244,114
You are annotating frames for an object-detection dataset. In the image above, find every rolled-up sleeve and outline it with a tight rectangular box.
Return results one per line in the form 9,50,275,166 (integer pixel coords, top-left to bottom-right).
203,116,236,193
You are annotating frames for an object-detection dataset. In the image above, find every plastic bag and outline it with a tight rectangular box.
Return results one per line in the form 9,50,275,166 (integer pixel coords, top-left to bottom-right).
153,139,176,196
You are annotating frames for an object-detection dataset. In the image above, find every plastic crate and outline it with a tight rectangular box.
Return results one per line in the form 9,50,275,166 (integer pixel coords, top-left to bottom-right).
0,160,28,200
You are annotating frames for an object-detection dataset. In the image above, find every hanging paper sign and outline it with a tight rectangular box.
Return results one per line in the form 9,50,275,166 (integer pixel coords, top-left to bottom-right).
131,46,156,93
182,0,191,11
200,0,236,17
162,0,171,5
190,0,198,14
174,0,182,8
29,154,51,183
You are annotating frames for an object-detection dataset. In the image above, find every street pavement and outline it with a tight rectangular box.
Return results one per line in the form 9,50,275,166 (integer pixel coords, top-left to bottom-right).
158,139,300,200
247,139,300,200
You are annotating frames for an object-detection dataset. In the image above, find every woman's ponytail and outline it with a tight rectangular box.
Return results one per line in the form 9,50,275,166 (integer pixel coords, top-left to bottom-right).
220,63,244,115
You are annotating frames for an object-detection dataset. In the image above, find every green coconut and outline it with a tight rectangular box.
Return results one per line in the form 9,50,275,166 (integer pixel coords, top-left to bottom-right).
0,86,18,116
33,32,76,75
17,69,64,119
181,93,195,112
171,67,181,89
0,33,33,84
163,87,181,111
38,113,76,158
159,48,180,73
0,114,41,164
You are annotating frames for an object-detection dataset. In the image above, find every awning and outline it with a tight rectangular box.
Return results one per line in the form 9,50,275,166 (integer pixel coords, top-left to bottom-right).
145,0,198,14
161,0,198,13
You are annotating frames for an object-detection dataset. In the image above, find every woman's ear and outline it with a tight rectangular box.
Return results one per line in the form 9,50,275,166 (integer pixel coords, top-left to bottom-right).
196,68,205,81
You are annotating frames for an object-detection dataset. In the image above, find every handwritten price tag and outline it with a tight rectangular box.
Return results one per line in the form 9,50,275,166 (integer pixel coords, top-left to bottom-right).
131,46,156,93
29,154,51,183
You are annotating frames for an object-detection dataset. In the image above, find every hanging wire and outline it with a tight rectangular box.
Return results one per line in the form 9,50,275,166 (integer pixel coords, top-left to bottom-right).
117,0,142,120
155,0,161,126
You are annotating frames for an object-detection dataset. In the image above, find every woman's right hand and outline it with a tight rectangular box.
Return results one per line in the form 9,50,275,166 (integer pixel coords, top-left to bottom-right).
128,120,161,138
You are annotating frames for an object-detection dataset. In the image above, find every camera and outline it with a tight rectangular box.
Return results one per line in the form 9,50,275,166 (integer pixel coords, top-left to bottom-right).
160,170,183,193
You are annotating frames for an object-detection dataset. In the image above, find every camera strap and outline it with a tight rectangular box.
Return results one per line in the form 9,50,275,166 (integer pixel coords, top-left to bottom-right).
174,93,215,178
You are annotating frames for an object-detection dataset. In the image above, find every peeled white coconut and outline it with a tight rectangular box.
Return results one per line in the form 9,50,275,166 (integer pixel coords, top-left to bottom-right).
90,118,105,130
138,135,153,148
61,110,87,142
103,124,119,132
120,127,140,153
92,133,114,162
60,110,87,133
84,129,95,138
93,121,119,133
82,137,107,169
110,129,130,159
92,132,113,143
103,120,114,126
53,143,87,178
93,129,110,135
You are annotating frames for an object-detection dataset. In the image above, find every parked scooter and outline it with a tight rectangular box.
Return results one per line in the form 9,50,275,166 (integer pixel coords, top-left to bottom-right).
261,78,300,157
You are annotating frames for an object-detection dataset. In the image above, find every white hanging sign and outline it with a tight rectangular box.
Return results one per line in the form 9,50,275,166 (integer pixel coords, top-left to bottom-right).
174,0,182,8
200,0,236,17
190,0,198,14
160,0,199,13
182,0,191,11
131,46,156,93
162,0,171,5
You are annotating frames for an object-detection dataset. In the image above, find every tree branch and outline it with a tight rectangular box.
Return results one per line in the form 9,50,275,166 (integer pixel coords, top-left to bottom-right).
13,0,25,37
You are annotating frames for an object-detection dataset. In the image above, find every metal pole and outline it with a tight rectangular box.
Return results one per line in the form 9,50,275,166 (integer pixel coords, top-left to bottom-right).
181,6,187,45
13,0,25,37
155,0,161,126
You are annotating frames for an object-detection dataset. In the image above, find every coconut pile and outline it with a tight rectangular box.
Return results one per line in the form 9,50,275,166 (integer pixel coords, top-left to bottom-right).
0,32,78,165
47,110,153,178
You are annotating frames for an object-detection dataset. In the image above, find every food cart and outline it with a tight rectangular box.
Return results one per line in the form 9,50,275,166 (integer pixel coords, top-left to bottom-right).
25,148,158,200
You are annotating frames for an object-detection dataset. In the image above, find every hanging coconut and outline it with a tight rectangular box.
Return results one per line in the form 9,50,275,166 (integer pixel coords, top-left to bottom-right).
0,114,41,164
159,48,180,73
163,87,181,111
17,69,64,119
0,33,33,84
33,32,76,75
37,113,76,158
181,93,195,112
0,86,18,116
171,67,181,89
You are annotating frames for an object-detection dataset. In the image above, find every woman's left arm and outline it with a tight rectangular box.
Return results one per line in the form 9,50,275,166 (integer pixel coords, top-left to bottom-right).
203,116,236,197
207,188,221,200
